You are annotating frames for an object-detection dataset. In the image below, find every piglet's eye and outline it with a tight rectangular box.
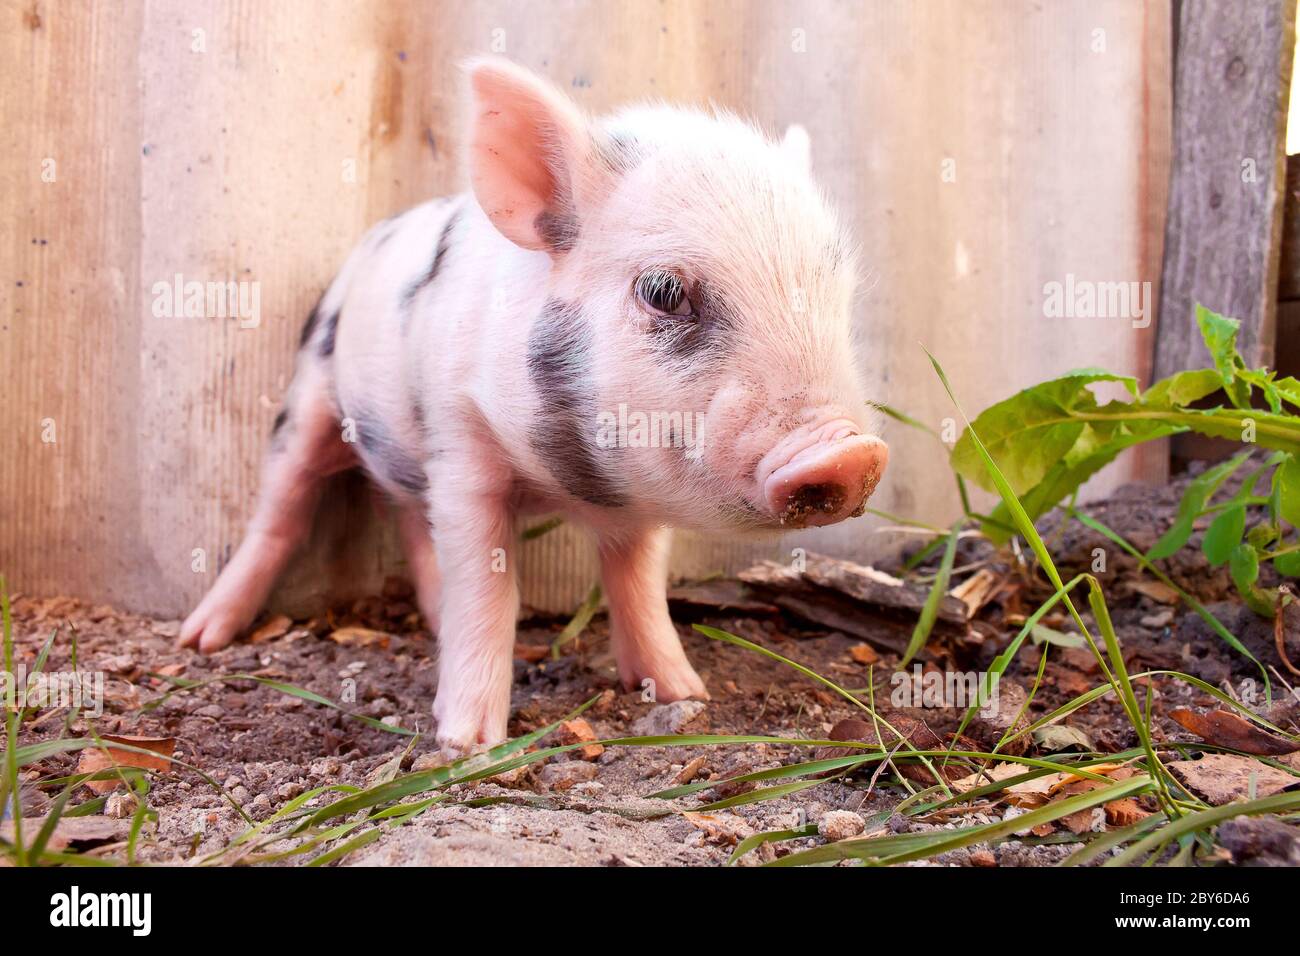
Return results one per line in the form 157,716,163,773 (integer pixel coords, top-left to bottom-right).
634,270,693,317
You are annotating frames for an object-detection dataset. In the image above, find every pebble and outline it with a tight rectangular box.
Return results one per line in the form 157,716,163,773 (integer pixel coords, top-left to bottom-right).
1140,610,1174,629
104,792,138,819
539,760,599,791
631,700,708,736
818,810,866,842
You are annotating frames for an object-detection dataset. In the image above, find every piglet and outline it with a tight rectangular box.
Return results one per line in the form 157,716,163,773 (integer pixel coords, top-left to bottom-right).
180,58,888,755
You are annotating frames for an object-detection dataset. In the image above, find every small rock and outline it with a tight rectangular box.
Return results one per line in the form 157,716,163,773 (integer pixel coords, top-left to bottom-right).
104,793,138,819
538,760,599,791
631,700,708,737
1218,815,1300,866
1140,610,1174,629
275,780,304,801
309,757,343,778
969,849,998,867
487,765,532,789
89,605,115,622
230,785,252,804
150,620,181,639
194,704,225,719
411,752,444,773
818,810,866,842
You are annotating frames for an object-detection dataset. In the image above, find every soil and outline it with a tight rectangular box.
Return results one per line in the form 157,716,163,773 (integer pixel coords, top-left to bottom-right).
6,461,1300,867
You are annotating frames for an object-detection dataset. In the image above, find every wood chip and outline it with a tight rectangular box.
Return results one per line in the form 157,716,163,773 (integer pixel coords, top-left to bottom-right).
799,554,969,624
666,580,779,615
948,568,1001,619
0,814,132,852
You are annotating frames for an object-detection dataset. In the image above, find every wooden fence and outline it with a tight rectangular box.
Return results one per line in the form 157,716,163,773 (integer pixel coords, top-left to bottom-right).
2,0,1173,616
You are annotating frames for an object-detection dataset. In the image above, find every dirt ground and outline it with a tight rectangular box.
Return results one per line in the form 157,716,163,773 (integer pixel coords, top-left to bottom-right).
7,463,1300,866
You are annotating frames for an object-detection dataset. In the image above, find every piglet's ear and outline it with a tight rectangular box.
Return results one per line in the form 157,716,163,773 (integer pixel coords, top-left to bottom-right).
465,57,594,254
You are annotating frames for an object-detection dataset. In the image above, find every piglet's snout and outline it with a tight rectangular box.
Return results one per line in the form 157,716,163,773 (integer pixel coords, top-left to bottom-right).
762,432,888,527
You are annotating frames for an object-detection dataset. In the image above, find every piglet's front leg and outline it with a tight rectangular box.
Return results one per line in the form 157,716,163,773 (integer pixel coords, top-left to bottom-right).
429,452,520,757
599,527,708,704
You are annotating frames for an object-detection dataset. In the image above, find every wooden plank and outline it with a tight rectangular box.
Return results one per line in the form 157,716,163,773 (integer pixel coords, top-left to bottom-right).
1155,0,1295,377
0,0,1173,618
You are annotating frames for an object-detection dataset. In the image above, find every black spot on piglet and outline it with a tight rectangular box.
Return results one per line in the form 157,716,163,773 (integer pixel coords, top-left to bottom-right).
527,300,624,508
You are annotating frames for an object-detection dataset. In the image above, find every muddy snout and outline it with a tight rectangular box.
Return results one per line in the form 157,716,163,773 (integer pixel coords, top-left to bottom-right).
762,433,888,527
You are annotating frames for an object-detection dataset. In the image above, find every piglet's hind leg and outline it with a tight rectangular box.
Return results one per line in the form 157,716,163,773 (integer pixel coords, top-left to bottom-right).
180,364,355,653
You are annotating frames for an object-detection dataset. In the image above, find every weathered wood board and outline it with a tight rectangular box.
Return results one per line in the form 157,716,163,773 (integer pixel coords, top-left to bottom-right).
1,1,1171,617
1155,0,1294,377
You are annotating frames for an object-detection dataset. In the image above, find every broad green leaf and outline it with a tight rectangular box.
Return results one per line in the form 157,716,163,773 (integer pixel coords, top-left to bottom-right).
1276,454,1300,528
950,371,1139,496
1140,368,1223,408
1148,452,1250,560
1203,506,1245,566
1197,304,1252,409
1276,547,1300,577
1229,543,1259,591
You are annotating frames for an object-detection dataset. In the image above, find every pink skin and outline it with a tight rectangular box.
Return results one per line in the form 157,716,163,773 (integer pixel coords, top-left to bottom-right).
181,58,887,757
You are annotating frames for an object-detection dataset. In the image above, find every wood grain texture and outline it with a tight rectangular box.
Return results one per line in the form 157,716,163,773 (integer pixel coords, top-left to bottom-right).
1155,0,1294,377
1,0,1171,617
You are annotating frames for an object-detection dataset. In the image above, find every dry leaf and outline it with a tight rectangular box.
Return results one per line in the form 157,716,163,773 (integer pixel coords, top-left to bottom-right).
1129,579,1180,604
1104,797,1150,827
1061,807,1106,834
327,626,391,649
248,614,292,644
76,734,176,793
1168,753,1300,806
513,642,549,663
1169,708,1300,756
674,756,707,786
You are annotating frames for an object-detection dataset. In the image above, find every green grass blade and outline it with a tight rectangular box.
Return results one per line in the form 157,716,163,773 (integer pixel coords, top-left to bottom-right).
901,520,960,666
